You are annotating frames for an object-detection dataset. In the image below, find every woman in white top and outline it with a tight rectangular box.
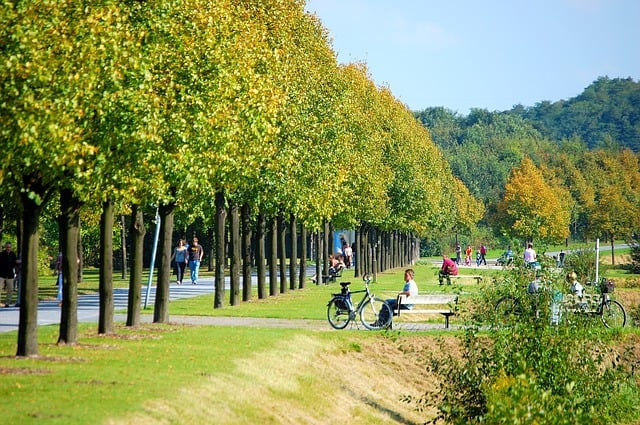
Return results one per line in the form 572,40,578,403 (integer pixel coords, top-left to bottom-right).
524,243,537,264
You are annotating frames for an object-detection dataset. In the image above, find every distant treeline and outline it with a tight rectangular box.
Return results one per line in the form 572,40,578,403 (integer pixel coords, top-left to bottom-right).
415,76,640,204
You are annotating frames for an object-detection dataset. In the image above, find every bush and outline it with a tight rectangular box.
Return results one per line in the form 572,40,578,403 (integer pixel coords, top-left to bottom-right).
629,242,640,274
630,303,640,328
563,248,597,282
407,265,640,424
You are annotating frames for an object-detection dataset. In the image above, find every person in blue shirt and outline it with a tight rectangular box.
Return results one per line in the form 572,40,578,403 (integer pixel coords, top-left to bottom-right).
187,237,204,285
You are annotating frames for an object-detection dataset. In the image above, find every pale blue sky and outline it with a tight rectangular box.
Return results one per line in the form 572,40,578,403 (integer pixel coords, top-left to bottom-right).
305,0,640,114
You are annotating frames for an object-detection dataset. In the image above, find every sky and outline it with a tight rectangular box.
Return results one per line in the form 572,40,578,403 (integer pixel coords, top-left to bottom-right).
304,0,640,114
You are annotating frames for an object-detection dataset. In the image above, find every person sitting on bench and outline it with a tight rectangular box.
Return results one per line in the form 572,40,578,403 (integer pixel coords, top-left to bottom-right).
379,269,419,324
328,254,346,280
439,254,458,285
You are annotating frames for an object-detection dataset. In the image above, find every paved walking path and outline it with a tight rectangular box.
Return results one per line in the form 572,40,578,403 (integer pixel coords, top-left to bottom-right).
0,276,456,334
0,278,219,334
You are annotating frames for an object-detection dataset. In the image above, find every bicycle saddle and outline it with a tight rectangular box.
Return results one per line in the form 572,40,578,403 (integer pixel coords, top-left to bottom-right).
339,281,351,288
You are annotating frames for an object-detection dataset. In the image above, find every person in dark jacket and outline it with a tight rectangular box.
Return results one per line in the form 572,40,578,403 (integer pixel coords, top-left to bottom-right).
0,242,20,307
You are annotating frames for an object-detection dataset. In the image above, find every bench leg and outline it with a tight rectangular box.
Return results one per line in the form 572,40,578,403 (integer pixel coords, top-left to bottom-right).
443,313,454,329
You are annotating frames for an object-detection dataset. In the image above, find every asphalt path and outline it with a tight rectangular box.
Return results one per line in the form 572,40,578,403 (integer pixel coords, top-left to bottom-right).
0,278,221,334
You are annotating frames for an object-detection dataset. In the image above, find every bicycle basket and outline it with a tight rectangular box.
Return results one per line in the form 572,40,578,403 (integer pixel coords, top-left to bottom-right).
600,279,615,293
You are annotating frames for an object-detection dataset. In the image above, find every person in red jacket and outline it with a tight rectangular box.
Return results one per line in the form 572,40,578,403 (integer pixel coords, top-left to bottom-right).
438,254,458,285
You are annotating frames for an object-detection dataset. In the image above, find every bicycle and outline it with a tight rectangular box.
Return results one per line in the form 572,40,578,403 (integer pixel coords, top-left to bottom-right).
494,278,627,328
326,274,392,330
493,280,549,325
562,278,626,328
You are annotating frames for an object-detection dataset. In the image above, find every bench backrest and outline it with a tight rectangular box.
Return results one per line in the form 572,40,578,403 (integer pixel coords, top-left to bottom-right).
400,294,458,305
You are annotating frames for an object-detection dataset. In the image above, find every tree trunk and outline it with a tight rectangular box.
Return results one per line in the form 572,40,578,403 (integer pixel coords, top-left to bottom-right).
256,212,266,299
207,225,215,272
610,235,615,266
269,217,277,296
323,220,329,277
229,202,240,306
214,191,226,309
241,204,252,302
372,227,379,279
355,226,362,278
127,205,145,327
120,215,127,279
77,218,83,283
299,224,307,289
58,188,81,345
17,193,45,356
99,199,114,334
154,201,174,323
315,231,322,285
278,213,287,293
289,214,297,291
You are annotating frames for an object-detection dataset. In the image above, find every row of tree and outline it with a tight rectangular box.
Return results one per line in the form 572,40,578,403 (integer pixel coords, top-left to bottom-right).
0,0,479,355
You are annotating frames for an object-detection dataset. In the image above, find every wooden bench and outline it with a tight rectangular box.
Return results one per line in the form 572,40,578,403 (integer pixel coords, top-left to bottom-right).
445,274,483,284
322,267,343,284
394,294,459,328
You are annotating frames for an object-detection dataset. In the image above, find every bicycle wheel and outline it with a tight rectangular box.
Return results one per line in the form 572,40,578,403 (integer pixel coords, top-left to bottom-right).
600,299,626,328
359,297,392,330
327,297,352,329
494,297,523,326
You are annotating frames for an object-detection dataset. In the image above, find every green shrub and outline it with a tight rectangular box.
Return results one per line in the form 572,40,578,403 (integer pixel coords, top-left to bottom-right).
408,265,640,424
564,248,597,282
629,242,640,274
630,303,640,328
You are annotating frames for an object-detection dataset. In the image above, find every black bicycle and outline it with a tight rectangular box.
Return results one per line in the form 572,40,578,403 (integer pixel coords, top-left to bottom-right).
326,275,392,330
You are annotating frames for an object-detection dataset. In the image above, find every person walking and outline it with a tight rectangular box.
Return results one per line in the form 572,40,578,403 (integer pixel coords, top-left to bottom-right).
187,237,204,285
170,239,188,285
343,243,353,269
0,242,20,307
479,244,487,266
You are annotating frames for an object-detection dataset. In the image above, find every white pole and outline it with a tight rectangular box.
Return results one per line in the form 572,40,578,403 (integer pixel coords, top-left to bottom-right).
144,208,161,309
595,238,600,283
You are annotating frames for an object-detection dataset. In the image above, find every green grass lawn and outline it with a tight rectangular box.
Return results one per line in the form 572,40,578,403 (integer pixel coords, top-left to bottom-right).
162,262,494,321
0,323,331,424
